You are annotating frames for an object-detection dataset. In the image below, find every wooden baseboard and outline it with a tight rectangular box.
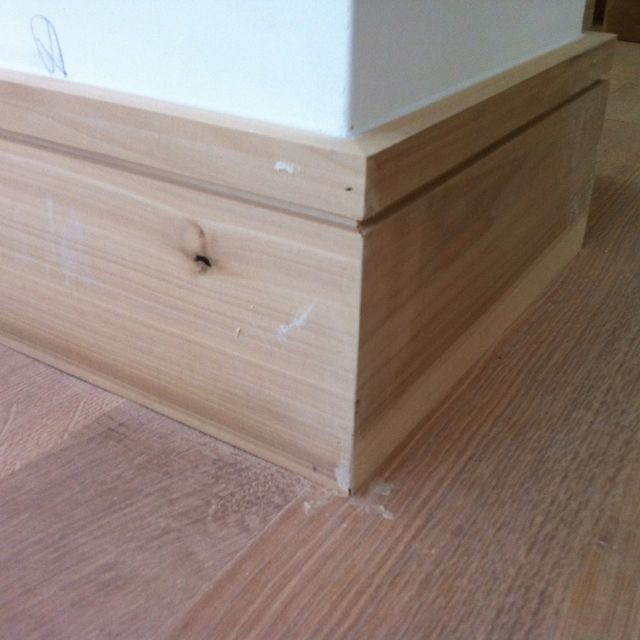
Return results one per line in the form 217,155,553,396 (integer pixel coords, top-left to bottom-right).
354,216,588,490
0,34,613,491
0,138,362,487
0,33,614,223
353,81,608,489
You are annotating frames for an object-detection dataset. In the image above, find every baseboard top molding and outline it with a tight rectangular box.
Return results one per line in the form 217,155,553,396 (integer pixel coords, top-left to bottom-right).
0,33,615,223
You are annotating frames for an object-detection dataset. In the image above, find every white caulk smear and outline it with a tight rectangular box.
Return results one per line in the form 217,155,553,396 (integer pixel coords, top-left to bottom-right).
372,504,394,520
273,160,301,175
370,480,394,497
47,195,90,286
334,452,352,493
278,304,314,342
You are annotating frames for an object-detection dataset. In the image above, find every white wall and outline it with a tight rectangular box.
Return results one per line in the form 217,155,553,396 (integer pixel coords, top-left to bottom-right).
349,0,587,134
0,1,586,137
0,0,354,135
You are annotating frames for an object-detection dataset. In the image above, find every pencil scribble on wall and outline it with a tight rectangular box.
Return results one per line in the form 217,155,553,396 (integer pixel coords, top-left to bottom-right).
30,15,67,77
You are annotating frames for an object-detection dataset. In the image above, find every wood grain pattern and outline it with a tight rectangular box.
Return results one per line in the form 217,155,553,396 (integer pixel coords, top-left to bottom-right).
0,34,613,222
353,82,608,488
0,346,121,480
168,101,640,638
589,118,640,229
0,67,367,221
0,36,612,491
557,459,640,639
606,42,640,126
0,138,362,486
0,39,636,640
0,402,307,639
359,33,614,216
587,43,640,230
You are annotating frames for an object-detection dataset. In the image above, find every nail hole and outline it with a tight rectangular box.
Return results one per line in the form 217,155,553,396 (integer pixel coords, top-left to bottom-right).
345,187,353,192
194,254,212,269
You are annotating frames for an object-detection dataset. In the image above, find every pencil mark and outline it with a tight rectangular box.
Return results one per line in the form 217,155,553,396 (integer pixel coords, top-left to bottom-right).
31,15,68,78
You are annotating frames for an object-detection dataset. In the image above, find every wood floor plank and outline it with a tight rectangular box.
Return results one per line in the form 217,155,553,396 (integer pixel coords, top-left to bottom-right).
588,118,640,230
0,347,122,480
168,113,640,639
557,457,640,639
587,42,640,231
606,42,640,126
0,402,308,639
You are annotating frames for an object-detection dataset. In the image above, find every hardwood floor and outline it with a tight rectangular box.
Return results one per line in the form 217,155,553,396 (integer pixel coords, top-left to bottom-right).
1,41,639,639
0,401,308,639
0,346,123,481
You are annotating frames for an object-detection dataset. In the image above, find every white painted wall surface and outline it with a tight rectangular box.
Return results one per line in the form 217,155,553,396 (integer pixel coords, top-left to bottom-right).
349,0,587,134
0,1,586,137
0,0,354,135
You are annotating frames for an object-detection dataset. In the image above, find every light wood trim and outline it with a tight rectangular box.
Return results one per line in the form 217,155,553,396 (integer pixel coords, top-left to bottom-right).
353,81,608,489
0,334,343,494
0,34,614,224
0,68,367,223
359,33,615,217
354,215,588,490
0,36,612,492
0,137,362,488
